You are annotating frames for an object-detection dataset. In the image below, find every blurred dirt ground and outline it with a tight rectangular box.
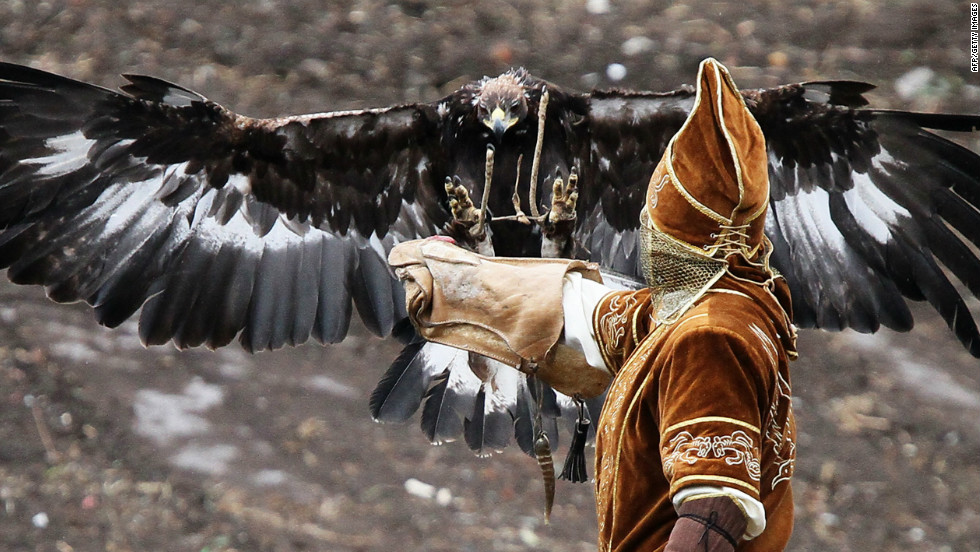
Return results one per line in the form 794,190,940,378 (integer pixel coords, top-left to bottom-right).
0,1,978,551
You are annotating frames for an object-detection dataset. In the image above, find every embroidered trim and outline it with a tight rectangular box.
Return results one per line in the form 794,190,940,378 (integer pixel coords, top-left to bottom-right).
662,430,762,483
597,332,662,549
765,371,796,490
647,172,671,210
704,288,752,299
671,475,759,497
664,416,761,435
594,291,642,373
748,323,778,370
713,62,747,216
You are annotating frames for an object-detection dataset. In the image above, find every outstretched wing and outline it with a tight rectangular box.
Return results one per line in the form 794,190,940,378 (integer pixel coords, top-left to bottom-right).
745,82,980,356
0,62,450,351
578,82,980,358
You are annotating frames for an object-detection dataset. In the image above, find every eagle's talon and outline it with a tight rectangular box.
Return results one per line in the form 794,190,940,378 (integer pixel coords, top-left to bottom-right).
540,169,577,258
545,169,578,227
445,176,482,229
445,176,493,255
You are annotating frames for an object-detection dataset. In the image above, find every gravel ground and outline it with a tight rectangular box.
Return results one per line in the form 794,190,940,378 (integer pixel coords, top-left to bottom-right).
1,1,978,551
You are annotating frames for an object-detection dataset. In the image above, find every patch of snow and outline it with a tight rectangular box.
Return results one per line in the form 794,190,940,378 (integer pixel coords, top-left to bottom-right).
133,377,225,445
171,443,238,475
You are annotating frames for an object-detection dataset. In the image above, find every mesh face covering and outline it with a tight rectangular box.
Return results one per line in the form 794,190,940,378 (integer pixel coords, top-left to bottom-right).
640,208,728,324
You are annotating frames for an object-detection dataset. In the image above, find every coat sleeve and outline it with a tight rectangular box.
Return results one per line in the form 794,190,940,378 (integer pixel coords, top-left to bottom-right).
656,320,773,502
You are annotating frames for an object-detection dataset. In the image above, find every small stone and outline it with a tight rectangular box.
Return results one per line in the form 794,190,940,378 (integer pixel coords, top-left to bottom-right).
606,63,627,82
580,72,601,89
404,478,436,500
621,36,655,57
901,442,918,458
32,512,49,529
735,20,756,38
519,526,540,546
348,10,367,24
178,18,203,35
768,51,789,68
907,526,925,542
586,0,610,15
435,487,452,506
81,424,98,439
895,67,935,100
817,511,839,527
490,42,514,66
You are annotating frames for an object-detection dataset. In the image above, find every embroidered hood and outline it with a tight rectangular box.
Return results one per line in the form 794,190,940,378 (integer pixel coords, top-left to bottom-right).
639,58,782,325
643,57,769,259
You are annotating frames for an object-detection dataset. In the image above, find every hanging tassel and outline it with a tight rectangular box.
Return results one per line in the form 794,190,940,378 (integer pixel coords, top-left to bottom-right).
559,398,590,483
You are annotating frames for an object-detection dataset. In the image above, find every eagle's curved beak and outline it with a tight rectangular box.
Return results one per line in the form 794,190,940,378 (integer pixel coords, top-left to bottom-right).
486,106,518,142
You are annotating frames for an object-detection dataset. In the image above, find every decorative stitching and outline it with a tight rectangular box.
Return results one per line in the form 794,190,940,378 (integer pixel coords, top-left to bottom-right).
662,430,762,483
596,330,662,549
765,371,796,490
663,416,761,435
594,291,642,372
671,474,759,497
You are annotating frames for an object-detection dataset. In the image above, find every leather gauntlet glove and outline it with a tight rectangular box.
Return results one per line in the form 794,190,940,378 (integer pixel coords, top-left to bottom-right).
665,496,748,552
388,237,612,398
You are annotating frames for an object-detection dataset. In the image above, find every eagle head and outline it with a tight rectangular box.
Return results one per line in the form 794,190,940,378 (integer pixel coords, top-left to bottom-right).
475,68,530,142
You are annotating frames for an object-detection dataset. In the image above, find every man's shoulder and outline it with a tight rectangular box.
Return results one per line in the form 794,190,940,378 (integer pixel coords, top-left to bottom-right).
679,289,773,331
660,290,786,370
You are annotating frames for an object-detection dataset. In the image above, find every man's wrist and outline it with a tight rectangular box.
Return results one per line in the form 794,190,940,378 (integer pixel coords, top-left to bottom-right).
665,495,748,552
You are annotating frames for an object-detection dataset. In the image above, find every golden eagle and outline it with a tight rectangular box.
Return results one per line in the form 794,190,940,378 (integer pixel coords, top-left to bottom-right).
1,63,978,458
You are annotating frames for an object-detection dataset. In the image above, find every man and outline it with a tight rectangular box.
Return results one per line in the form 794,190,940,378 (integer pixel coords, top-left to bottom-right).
388,58,796,551
588,58,796,551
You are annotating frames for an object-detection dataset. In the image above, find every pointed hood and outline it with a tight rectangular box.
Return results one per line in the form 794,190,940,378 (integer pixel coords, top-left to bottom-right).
643,57,769,260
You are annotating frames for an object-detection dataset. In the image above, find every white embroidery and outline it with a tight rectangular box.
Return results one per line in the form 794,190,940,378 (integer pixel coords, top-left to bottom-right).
648,173,671,209
748,322,778,369
766,371,796,489
598,292,641,363
662,429,761,482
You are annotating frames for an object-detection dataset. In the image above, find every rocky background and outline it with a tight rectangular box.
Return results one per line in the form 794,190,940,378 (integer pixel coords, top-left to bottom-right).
0,1,978,551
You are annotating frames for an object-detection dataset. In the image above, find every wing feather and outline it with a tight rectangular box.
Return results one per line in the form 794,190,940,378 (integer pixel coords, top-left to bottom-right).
419,349,479,445
369,340,431,422
576,90,694,274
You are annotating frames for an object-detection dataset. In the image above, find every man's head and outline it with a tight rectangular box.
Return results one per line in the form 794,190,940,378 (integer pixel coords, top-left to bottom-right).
640,58,772,321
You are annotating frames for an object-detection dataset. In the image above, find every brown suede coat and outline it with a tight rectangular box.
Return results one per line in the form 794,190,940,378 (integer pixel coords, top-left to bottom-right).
592,261,797,552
